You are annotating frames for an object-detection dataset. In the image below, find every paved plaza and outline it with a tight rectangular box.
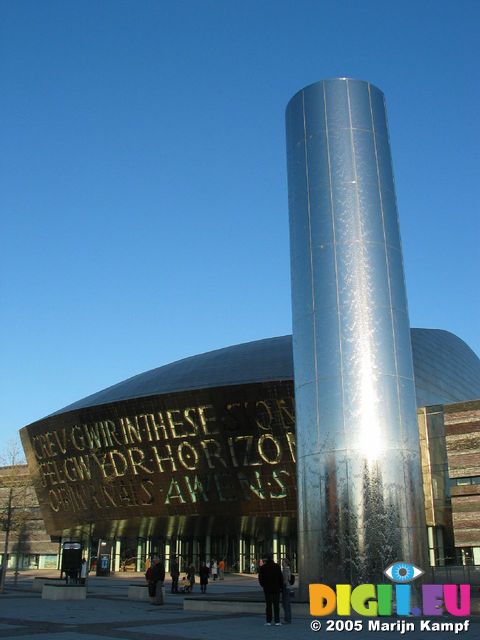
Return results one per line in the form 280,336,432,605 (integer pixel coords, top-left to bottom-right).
0,571,478,640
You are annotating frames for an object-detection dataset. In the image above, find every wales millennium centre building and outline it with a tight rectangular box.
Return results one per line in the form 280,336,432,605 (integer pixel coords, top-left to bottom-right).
20,79,480,587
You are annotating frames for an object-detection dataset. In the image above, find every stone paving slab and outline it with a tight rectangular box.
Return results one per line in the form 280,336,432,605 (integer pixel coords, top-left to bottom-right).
0,607,478,640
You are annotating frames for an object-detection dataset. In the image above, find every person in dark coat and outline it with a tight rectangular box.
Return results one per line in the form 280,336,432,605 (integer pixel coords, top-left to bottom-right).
145,564,155,602
199,561,209,593
151,557,166,605
170,556,180,593
67,567,78,584
258,554,283,625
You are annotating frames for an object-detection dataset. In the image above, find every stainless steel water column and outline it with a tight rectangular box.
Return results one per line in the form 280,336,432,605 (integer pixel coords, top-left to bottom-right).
286,78,428,588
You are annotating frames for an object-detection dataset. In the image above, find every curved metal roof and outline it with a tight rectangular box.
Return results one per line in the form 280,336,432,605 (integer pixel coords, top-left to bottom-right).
411,329,480,407
53,329,480,415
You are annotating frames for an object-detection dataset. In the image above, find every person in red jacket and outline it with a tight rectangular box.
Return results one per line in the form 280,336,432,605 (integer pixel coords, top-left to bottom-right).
258,554,283,626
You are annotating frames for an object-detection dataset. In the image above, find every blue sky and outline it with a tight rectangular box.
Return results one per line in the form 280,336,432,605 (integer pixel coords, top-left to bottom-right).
1,0,479,443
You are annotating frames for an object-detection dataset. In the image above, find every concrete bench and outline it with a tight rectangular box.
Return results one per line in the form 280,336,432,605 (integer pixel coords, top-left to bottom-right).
42,584,87,600
32,578,64,592
128,584,150,601
128,583,165,603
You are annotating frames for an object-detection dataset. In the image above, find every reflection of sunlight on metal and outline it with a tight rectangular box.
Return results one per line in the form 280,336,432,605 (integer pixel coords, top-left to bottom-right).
358,339,382,463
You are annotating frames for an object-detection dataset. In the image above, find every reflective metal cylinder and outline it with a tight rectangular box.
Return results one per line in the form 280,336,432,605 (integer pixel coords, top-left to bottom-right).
286,78,428,588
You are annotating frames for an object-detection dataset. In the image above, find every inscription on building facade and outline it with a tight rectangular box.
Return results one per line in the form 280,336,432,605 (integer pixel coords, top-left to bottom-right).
21,385,298,530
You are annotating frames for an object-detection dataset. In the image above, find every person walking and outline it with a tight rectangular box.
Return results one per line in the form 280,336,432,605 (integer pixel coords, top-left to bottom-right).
281,558,292,624
151,557,165,605
218,558,225,580
199,561,209,593
170,556,180,594
258,554,283,626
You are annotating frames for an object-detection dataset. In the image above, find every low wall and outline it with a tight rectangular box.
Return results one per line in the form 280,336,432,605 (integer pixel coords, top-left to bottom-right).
32,578,64,592
42,584,87,600
128,584,149,601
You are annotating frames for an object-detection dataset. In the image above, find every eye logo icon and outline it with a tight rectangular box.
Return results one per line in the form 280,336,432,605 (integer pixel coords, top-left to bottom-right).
384,562,424,583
